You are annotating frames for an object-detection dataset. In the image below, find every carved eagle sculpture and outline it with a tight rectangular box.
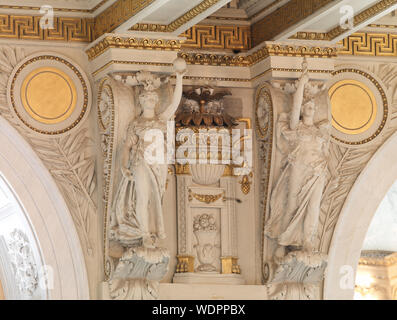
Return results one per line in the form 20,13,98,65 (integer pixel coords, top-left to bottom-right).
175,86,237,128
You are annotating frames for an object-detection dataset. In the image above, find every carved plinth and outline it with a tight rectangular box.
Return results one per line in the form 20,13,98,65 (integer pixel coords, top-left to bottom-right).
108,246,169,300
267,251,327,300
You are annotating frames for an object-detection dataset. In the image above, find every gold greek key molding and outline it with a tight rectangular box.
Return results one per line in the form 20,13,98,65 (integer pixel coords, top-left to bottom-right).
188,189,225,204
0,15,94,42
221,257,241,274
176,255,195,273
251,0,334,46
86,36,182,60
131,24,251,51
180,24,251,51
94,0,155,38
339,32,397,57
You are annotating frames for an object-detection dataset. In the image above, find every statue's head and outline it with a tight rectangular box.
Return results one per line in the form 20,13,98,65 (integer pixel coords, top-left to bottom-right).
139,90,159,112
301,99,316,119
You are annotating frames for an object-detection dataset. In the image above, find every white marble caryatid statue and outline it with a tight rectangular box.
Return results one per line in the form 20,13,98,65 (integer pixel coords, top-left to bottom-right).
264,62,331,257
110,59,186,249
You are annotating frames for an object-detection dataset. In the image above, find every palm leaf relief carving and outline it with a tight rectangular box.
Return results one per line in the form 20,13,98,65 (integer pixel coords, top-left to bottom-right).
0,46,96,255
319,64,397,252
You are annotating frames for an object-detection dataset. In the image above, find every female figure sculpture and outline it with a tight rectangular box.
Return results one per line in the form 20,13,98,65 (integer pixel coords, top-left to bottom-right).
110,59,186,248
264,63,332,257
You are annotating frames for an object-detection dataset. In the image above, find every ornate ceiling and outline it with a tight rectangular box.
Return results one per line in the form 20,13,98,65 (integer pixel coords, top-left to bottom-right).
0,0,396,49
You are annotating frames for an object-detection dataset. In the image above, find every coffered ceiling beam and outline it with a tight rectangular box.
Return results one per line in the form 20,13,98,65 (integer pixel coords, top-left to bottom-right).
274,0,349,41
169,0,232,36
330,2,397,43
114,0,173,33
94,0,173,38
251,0,340,47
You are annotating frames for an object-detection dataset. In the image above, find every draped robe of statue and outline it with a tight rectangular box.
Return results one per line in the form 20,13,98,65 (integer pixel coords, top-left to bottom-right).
264,109,331,249
111,117,168,245
109,67,185,248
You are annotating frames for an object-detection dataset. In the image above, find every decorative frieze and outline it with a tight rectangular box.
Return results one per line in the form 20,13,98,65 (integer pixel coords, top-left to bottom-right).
339,32,397,57
87,36,182,60
0,15,94,42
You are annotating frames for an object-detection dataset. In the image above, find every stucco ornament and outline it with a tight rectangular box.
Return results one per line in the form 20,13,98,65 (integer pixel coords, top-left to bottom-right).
265,59,333,299
7,229,39,299
107,58,186,299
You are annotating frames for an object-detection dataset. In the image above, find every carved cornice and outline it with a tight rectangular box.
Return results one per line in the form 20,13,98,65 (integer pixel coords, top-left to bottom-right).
132,24,252,51
0,15,94,42
178,45,336,67
251,0,334,46
130,0,223,33
290,32,331,41
94,0,155,38
179,52,249,67
86,36,182,60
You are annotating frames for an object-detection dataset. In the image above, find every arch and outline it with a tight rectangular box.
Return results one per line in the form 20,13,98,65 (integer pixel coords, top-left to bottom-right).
0,116,89,299
324,129,397,300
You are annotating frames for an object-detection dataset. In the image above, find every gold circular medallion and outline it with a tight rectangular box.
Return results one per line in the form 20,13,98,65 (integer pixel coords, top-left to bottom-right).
20,67,77,124
329,79,377,135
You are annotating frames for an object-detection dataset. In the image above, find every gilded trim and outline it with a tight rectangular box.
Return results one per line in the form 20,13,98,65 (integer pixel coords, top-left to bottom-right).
0,15,94,42
180,24,251,51
339,32,397,57
9,55,89,135
221,256,241,274
130,0,223,33
188,189,225,204
176,255,195,273
86,36,182,60
331,68,389,146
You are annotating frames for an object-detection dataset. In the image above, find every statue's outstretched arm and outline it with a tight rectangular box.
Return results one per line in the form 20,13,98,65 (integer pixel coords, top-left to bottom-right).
160,71,185,121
